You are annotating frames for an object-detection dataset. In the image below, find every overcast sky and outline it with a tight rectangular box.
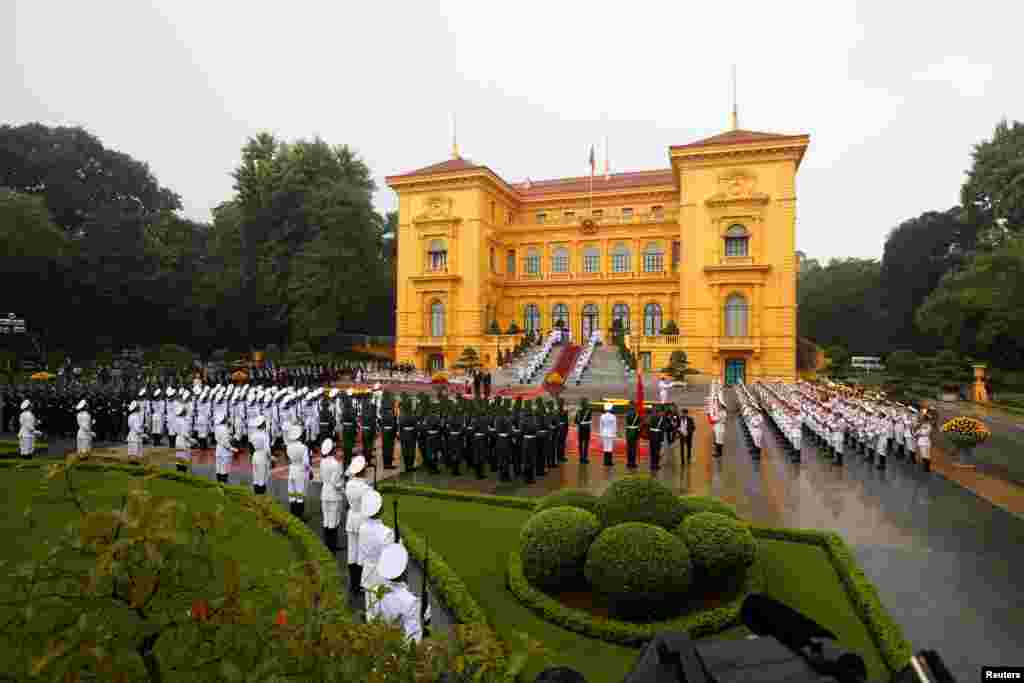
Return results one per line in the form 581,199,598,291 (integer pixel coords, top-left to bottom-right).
5,1,1020,261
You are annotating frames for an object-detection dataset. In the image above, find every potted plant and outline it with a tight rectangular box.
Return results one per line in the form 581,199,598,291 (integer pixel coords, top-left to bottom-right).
940,416,990,467
543,371,565,398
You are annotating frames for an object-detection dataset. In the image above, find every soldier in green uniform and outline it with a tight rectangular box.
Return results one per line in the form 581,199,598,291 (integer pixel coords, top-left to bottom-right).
415,393,429,470
398,393,418,471
534,398,548,477
625,401,642,469
556,398,570,464
520,402,537,485
546,400,559,468
422,398,442,474
445,397,464,475
510,398,523,477
496,401,513,482
361,394,379,464
379,391,397,469
471,400,488,480
341,393,358,469
487,398,498,472
575,398,593,464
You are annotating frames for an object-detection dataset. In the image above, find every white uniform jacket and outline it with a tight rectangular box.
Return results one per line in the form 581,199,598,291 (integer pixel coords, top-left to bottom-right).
358,519,395,593
368,581,424,643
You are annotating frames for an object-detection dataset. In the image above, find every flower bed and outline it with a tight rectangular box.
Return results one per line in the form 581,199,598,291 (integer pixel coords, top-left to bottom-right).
941,416,991,447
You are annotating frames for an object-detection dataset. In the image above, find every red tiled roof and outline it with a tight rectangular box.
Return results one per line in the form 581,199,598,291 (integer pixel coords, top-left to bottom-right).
670,129,807,150
386,157,480,180
513,169,675,197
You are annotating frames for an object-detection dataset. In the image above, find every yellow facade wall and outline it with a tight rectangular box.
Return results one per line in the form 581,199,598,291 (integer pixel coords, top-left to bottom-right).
387,128,808,382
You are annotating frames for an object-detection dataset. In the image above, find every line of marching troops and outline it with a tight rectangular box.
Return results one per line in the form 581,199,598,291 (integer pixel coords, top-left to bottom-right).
733,380,937,471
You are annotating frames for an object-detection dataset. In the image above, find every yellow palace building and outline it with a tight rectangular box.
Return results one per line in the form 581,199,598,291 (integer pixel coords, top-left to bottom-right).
385,121,809,384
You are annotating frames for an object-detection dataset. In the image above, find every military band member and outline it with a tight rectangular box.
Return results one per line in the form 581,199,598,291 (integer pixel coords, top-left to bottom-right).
173,404,196,472
358,490,395,610
19,400,42,459
126,401,144,462
368,543,427,643
76,400,95,455
345,455,370,596
575,398,592,464
320,438,343,551
214,412,238,482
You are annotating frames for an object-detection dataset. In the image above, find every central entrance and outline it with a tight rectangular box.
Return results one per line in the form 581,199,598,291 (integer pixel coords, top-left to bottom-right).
724,358,746,385
581,304,599,341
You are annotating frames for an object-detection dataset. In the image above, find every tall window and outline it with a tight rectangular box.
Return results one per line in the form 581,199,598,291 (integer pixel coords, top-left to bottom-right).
643,242,664,273
552,303,569,329
430,300,445,337
524,304,541,332
583,246,600,273
672,241,681,271
644,303,663,336
640,352,652,370
525,247,541,275
651,205,665,220
429,354,445,371
612,242,631,273
622,207,634,221
536,211,547,224
612,303,630,331
506,250,516,275
725,294,749,337
551,246,569,273
427,239,447,271
725,224,749,257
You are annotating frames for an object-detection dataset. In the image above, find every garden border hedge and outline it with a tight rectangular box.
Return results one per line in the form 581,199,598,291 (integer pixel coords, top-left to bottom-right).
507,546,763,646
0,459,345,610
381,482,914,677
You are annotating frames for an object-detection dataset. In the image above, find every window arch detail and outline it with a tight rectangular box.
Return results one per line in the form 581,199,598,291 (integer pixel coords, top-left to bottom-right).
612,303,630,331
524,247,541,275
551,246,569,273
582,245,600,273
524,303,541,332
644,303,663,336
724,224,749,257
724,294,749,337
552,303,569,329
427,239,448,271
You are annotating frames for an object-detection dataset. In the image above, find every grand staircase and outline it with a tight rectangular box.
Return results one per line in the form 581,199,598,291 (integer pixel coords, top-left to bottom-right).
575,345,630,385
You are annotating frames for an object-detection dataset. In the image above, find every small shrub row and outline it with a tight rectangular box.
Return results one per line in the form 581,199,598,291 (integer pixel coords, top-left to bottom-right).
379,482,535,510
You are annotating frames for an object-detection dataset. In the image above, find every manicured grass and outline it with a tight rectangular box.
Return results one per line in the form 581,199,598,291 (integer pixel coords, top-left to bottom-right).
384,493,889,683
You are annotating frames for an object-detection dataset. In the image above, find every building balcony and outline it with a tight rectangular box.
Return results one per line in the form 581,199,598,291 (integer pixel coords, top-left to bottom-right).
415,336,450,347
533,207,679,226
625,334,682,349
714,336,760,353
410,267,461,284
505,269,674,284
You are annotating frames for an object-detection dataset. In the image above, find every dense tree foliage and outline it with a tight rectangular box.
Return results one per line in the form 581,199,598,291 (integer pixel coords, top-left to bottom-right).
0,124,395,359
798,257,886,354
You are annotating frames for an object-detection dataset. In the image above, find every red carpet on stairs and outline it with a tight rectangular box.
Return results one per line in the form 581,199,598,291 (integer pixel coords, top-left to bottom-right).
550,343,581,380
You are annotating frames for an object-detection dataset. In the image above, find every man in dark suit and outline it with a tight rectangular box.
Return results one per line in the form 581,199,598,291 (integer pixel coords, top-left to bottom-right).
679,408,696,463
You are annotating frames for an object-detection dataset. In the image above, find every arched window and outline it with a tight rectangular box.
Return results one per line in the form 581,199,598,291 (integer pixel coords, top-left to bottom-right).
612,303,630,331
582,245,600,273
524,304,541,332
612,242,631,273
581,303,600,340
524,247,541,275
724,294,749,337
644,303,663,336
552,303,569,329
430,300,445,337
551,246,569,273
643,242,664,273
427,239,448,271
725,224,749,257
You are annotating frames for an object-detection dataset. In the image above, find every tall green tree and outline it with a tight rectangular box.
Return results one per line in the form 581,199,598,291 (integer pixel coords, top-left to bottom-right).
797,258,886,354
961,119,1024,248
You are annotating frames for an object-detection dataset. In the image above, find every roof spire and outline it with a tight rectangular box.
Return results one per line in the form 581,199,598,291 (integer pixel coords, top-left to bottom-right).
450,113,460,159
730,65,739,131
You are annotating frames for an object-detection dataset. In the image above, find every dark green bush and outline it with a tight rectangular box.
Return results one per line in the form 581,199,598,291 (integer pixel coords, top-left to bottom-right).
534,489,600,517
677,512,756,581
520,507,601,591
596,477,685,530
678,495,739,520
584,522,692,620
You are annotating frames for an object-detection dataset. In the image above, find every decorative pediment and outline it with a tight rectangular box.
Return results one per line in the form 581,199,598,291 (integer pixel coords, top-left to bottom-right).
414,195,460,223
705,171,769,206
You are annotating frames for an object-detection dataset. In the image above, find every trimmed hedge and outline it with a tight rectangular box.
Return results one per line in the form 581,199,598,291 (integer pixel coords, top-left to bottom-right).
379,482,535,510
678,495,740,520
507,547,763,646
584,522,693,620
596,477,685,530
749,525,913,674
520,507,601,591
534,489,600,517
677,512,756,581
0,459,346,610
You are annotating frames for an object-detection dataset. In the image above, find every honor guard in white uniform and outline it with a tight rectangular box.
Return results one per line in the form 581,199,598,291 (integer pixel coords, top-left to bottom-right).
151,389,165,446
213,412,238,482
126,401,144,461
367,543,428,643
19,400,42,459
358,490,395,610
345,455,371,596
599,403,617,466
173,404,196,472
195,388,211,449
319,438,344,551
250,415,271,492
137,389,150,439
76,400,95,455
711,409,726,457
285,425,310,518
658,377,671,404
165,388,178,443
915,411,934,472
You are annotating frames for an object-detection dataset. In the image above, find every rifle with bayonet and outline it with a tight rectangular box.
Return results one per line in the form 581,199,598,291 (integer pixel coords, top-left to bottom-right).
421,535,430,638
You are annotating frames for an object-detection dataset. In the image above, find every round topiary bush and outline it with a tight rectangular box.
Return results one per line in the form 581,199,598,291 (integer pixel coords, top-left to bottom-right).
535,488,601,516
520,506,602,591
596,477,685,531
584,522,692,620
676,512,756,582
679,495,739,520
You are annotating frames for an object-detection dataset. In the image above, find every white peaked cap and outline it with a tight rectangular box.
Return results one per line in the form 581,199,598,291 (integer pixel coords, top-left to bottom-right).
215,412,227,424
286,425,303,442
321,438,334,455
377,543,409,580
76,400,87,410
373,383,381,390
154,389,162,396
194,386,202,395
329,388,339,398
346,389,354,396
174,404,186,415
347,455,366,476
604,403,613,411
166,388,176,397
138,389,146,397
21,400,31,409
362,490,383,517
128,401,138,412
253,415,267,428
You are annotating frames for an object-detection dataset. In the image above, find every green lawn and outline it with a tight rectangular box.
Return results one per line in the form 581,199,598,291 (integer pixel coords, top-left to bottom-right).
383,494,889,683
0,438,48,457
0,468,307,676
